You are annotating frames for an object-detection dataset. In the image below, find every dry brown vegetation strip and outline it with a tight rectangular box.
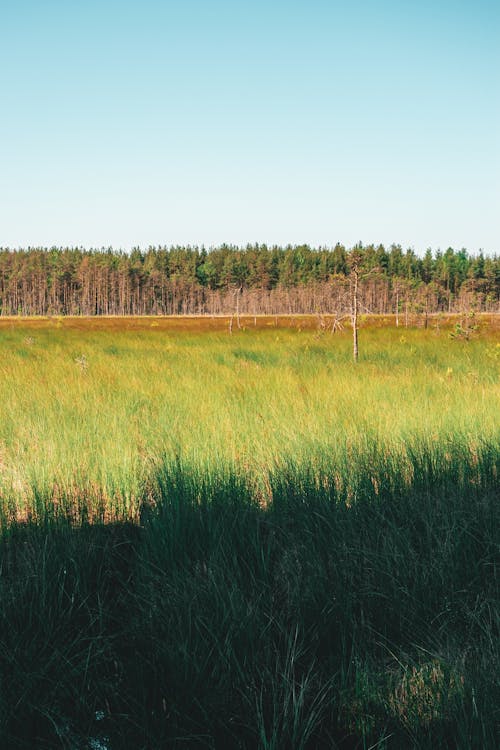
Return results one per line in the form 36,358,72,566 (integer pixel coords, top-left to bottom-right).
0,312,498,334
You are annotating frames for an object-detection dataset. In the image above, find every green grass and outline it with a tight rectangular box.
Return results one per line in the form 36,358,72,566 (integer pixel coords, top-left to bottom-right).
0,318,498,747
0,320,498,520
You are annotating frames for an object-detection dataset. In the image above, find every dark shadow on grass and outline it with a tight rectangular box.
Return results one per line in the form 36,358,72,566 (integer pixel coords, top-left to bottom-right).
0,447,498,748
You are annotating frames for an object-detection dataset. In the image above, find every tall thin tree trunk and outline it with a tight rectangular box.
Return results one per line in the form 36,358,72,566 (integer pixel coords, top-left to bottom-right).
352,268,359,362
236,286,241,329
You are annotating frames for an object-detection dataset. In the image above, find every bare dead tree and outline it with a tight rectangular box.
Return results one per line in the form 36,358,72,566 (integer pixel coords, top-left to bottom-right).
330,314,347,333
347,249,363,362
235,285,242,329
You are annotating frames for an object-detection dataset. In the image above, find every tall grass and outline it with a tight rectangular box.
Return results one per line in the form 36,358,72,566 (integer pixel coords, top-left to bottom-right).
0,319,498,520
0,318,498,747
0,449,497,748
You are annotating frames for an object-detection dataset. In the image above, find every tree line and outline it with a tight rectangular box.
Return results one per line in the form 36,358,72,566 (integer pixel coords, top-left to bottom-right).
0,244,498,316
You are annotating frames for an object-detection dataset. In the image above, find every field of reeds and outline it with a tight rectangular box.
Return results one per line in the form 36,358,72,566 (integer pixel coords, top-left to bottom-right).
0,315,498,748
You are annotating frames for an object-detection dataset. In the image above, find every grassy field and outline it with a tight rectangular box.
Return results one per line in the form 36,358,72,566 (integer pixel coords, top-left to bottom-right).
0,315,498,748
0,314,498,521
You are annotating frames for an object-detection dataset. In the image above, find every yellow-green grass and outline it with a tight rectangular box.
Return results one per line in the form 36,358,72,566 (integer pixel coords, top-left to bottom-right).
0,316,498,521
0,316,498,748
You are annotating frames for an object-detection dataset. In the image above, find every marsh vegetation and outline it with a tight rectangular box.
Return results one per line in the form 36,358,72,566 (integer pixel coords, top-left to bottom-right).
0,316,498,748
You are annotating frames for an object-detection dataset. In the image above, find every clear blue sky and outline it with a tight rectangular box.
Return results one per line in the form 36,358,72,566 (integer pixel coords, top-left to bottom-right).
1,0,498,253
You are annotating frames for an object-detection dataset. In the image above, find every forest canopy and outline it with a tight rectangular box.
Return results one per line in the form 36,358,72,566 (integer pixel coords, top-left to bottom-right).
0,244,498,316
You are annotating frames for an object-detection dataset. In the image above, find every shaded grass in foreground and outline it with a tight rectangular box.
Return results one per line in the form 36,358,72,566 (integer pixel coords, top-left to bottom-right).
0,446,498,749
